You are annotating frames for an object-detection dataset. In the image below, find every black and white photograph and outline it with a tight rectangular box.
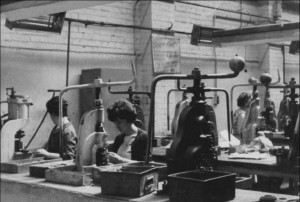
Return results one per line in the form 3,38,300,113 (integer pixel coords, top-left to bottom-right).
0,1,299,201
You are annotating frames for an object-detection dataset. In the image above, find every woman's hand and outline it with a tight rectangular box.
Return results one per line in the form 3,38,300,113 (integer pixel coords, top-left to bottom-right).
108,152,136,164
108,152,123,164
35,148,49,158
35,149,60,159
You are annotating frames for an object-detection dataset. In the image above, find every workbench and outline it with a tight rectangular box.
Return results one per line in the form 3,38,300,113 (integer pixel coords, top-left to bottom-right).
1,172,299,202
152,147,298,179
216,151,298,179
152,147,299,194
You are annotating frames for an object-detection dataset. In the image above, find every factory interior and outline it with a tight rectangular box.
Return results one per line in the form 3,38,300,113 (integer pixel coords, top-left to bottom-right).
0,0,299,201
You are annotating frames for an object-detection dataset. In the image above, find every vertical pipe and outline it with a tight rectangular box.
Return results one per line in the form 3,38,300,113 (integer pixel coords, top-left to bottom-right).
167,89,184,130
66,21,71,87
281,45,286,84
212,15,218,106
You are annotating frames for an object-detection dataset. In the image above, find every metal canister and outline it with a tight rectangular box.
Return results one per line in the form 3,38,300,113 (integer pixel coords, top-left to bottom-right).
8,95,32,120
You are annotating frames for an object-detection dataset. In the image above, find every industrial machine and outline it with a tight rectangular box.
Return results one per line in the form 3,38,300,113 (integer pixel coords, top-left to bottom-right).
241,77,261,144
240,73,279,145
277,78,299,140
108,85,151,131
1,87,33,162
146,55,245,175
78,87,109,169
230,71,291,145
230,69,280,131
56,61,136,173
258,73,278,132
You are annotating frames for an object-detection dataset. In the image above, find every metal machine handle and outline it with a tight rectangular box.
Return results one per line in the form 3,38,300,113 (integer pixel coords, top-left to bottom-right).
108,85,151,98
144,175,154,193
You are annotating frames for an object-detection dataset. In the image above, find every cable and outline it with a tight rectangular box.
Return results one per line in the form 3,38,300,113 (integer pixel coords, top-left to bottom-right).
24,91,57,150
24,110,48,150
175,0,282,22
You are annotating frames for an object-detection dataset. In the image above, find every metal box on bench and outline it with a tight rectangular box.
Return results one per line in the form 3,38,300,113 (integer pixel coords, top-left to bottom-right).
99,165,159,197
168,170,236,202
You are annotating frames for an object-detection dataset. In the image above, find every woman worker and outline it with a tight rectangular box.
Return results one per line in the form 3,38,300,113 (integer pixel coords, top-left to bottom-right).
106,99,148,164
35,96,77,160
232,92,252,140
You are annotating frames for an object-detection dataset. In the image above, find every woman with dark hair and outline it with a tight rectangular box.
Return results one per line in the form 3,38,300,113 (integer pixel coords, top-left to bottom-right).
232,92,252,140
106,99,148,163
35,96,77,160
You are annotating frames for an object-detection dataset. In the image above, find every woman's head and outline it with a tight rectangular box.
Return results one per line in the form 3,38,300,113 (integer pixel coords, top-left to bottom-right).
107,99,137,123
46,96,68,117
237,92,251,108
107,99,137,133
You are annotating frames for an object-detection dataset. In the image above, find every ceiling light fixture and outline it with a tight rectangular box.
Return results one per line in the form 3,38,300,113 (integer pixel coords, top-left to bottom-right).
5,12,66,34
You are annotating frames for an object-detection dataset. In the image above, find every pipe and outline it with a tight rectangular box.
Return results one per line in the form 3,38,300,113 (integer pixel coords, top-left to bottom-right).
108,85,151,98
176,79,187,91
206,88,231,141
269,84,300,89
146,74,189,164
281,45,286,84
175,0,284,22
66,21,71,87
167,89,185,130
58,60,136,155
65,17,191,35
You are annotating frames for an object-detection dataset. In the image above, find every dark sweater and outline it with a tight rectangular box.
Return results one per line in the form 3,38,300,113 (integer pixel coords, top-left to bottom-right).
47,122,77,160
110,128,148,161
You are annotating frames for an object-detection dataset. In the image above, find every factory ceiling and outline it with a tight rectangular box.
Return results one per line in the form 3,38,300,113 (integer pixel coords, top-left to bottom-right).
1,0,299,47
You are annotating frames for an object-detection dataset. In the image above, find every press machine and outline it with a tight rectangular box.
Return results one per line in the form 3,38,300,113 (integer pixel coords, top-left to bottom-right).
146,55,245,175
57,61,137,172
258,73,278,132
277,78,300,139
1,88,33,162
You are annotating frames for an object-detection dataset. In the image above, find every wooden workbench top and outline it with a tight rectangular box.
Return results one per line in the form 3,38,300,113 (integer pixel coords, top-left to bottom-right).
152,147,299,177
1,172,299,202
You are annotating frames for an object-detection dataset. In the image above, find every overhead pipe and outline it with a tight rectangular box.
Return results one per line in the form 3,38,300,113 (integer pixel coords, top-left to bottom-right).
108,85,151,101
174,0,285,22
65,17,191,35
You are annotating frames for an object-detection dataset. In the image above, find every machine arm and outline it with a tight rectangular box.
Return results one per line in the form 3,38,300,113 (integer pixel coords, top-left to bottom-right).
108,85,151,99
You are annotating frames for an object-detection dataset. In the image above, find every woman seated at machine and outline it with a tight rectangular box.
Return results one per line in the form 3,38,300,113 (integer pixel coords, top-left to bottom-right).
106,99,148,164
232,92,251,140
35,96,77,160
